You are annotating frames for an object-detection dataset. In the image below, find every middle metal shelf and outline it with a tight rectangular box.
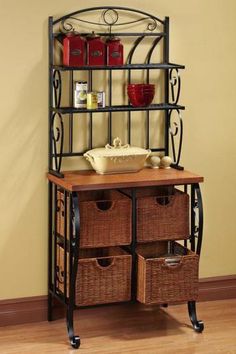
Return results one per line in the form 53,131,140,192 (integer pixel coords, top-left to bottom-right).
51,103,185,114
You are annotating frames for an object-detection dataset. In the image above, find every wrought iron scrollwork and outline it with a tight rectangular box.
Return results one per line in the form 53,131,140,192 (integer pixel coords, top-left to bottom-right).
102,9,119,35
51,112,64,173
102,9,119,25
170,68,181,104
53,70,62,108
59,7,161,34
169,109,183,165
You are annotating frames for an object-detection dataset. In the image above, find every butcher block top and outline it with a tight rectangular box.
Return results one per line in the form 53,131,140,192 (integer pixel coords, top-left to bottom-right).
47,168,204,192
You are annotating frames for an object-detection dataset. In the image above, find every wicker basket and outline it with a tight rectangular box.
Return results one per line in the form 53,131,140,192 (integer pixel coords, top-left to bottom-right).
57,190,132,248
136,187,189,242
57,246,132,306
136,241,199,304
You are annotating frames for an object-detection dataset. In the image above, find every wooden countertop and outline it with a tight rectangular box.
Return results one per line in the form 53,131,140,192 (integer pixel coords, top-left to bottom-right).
47,168,204,191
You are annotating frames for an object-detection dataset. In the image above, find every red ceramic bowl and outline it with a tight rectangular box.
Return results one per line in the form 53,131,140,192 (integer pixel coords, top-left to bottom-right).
127,89,155,93
128,87,155,91
127,84,155,90
127,88,155,94
127,89,155,107
128,84,155,90
127,83,155,106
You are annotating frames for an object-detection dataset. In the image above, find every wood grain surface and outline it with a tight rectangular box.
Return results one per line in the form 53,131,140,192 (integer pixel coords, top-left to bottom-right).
0,299,235,353
1,275,235,328
47,168,204,191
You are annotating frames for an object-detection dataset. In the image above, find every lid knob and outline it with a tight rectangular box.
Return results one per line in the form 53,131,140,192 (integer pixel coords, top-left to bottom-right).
105,137,129,150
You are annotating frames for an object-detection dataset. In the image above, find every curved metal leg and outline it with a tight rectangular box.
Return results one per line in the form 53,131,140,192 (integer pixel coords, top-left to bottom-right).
67,307,80,348
190,183,203,255
188,301,204,333
188,184,204,333
66,192,80,349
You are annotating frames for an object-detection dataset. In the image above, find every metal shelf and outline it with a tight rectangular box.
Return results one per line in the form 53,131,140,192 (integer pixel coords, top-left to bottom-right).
54,32,166,39
52,103,185,114
52,63,185,71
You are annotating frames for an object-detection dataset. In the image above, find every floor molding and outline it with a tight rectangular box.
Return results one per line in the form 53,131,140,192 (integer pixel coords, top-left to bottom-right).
0,295,47,327
1,275,235,327
198,274,236,302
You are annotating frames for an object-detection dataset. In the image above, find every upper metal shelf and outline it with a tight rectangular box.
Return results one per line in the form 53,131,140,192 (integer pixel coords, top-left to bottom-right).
54,32,166,39
52,63,185,71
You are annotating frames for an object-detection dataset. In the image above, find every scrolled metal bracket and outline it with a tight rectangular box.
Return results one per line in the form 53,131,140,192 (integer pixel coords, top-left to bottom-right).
169,109,183,169
50,112,64,177
170,68,181,105
53,70,62,108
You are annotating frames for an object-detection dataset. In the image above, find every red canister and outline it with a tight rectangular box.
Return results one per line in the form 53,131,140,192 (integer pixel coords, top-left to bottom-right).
63,33,86,66
106,37,123,66
86,32,105,66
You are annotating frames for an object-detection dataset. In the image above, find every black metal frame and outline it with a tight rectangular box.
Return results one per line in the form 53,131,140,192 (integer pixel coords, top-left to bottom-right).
48,7,204,349
49,6,185,177
48,184,81,348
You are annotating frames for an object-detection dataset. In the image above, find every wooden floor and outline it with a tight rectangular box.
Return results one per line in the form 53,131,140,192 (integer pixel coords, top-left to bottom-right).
0,299,235,353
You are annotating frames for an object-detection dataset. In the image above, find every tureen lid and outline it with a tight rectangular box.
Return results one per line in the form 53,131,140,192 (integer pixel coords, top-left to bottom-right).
85,137,149,157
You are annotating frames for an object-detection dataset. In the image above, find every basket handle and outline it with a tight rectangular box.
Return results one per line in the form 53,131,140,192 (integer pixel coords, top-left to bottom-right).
95,200,115,211
155,195,174,207
95,257,115,270
162,257,183,269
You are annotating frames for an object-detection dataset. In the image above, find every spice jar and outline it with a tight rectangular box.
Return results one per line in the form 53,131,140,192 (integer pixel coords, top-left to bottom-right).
86,32,105,66
87,92,98,109
74,81,88,108
63,32,86,66
106,37,123,66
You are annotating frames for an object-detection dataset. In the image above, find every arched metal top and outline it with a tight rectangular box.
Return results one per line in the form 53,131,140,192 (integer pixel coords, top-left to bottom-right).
52,6,165,28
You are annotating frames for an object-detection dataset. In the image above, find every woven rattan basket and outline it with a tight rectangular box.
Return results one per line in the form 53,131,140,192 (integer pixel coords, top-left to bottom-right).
57,190,132,248
136,241,199,304
57,246,132,306
136,187,189,242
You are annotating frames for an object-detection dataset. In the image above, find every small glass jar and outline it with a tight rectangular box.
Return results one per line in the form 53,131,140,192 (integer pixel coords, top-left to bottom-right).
106,37,123,66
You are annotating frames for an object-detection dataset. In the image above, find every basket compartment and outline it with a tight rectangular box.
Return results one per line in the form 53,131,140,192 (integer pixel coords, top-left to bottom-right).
57,246,132,306
136,187,189,242
57,190,132,248
136,242,199,304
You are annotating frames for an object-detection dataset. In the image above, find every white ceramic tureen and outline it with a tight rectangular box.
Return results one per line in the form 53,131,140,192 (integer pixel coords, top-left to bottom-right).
84,137,151,174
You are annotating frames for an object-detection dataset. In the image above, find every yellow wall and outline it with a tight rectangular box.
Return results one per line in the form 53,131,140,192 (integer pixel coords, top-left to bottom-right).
1,0,236,299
